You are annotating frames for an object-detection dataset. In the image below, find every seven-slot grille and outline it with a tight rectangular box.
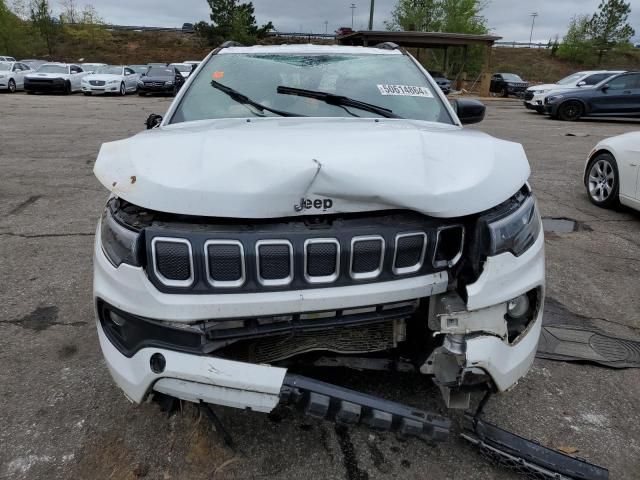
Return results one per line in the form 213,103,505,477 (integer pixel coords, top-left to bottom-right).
144,219,464,293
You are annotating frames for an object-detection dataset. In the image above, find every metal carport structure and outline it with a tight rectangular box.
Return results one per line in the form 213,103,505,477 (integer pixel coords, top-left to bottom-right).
338,31,502,96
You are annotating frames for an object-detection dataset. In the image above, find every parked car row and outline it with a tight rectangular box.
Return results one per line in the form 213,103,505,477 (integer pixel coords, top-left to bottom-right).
0,58,201,96
523,70,624,113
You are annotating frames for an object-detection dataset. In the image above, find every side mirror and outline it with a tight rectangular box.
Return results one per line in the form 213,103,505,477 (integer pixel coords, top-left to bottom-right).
451,99,486,125
145,113,163,130
601,84,609,91
577,81,586,87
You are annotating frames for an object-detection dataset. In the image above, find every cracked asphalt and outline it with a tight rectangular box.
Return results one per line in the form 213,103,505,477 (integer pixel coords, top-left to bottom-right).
1,92,639,480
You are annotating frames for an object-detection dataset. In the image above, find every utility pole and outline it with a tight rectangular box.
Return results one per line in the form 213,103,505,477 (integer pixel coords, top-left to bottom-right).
350,3,356,29
529,12,538,47
368,0,375,30
324,20,328,34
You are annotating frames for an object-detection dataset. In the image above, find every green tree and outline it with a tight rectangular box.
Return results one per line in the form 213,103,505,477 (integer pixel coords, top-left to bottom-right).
385,0,487,34
557,15,594,64
588,0,635,63
197,0,274,46
29,0,57,54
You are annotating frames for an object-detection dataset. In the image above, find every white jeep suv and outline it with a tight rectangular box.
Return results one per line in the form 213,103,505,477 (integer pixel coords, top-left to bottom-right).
92,44,545,434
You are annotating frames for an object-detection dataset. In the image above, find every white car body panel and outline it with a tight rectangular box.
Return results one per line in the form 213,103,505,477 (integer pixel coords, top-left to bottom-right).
0,62,33,90
525,70,623,109
94,118,530,219
585,132,640,208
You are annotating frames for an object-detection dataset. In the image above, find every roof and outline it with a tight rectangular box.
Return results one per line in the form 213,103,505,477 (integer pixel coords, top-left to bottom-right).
220,44,402,55
340,30,502,48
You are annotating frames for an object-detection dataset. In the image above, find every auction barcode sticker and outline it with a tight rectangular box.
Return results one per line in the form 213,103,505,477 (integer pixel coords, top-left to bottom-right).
377,84,433,97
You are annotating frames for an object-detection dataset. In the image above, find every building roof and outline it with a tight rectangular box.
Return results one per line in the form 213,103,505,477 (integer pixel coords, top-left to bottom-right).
221,44,402,55
339,31,502,48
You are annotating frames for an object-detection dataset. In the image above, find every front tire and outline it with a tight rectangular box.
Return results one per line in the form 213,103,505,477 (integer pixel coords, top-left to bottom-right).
64,81,72,95
8,79,16,93
120,82,126,96
585,153,620,208
499,87,508,98
558,100,583,121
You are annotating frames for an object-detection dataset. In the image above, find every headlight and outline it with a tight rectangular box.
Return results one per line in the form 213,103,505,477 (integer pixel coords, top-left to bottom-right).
108,79,118,84
165,81,173,86
487,195,541,257
137,80,144,86
100,207,142,267
534,89,549,94
547,94,564,103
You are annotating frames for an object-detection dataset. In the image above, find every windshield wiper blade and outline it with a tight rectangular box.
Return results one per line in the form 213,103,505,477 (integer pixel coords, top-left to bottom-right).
211,80,304,117
277,86,402,119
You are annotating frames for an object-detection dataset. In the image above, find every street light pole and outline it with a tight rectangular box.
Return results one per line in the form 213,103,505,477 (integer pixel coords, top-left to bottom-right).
368,0,375,30
529,12,538,47
351,3,356,29
324,20,328,34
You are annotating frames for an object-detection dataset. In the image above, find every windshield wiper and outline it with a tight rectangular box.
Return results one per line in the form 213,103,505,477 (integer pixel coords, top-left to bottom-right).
277,86,402,119
210,80,304,117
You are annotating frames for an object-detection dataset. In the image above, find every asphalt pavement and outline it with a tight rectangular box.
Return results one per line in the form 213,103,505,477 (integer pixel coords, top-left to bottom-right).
1,92,639,479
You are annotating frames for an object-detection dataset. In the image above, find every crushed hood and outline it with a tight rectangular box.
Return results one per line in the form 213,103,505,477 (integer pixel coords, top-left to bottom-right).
94,117,530,219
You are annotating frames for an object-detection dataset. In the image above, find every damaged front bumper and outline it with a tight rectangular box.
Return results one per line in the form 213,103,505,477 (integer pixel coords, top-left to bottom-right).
94,221,544,412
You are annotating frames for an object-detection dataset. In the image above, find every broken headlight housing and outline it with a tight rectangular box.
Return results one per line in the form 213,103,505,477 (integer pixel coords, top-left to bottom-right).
485,193,541,257
100,206,142,267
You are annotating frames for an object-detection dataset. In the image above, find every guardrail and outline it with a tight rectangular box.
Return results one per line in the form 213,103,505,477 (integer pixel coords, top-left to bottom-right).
494,41,553,49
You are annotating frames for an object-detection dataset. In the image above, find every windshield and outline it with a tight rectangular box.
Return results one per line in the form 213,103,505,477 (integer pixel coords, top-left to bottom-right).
501,73,523,82
130,65,148,74
171,53,452,124
557,73,585,85
148,67,173,76
95,66,123,75
0,64,10,71
37,65,68,74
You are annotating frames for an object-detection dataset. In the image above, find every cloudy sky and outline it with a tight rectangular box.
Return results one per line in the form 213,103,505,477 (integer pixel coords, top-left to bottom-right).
58,0,639,43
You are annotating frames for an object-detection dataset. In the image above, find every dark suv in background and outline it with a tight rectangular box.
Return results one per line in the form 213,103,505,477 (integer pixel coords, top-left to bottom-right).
138,66,185,96
490,73,529,98
544,71,640,121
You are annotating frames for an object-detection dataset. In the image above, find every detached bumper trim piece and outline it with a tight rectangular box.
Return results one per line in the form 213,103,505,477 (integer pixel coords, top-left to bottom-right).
280,374,450,441
463,416,608,480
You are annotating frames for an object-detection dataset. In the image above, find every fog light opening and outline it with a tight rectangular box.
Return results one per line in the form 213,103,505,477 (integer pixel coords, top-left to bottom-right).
507,295,530,320
150,353,166,374
109,311,126,327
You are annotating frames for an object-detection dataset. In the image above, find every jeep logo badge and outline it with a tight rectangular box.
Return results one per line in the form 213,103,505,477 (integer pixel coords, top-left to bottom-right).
294,197,334,212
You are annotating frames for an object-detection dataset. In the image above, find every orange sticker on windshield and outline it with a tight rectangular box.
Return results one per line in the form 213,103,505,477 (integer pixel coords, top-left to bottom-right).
213,71,224,79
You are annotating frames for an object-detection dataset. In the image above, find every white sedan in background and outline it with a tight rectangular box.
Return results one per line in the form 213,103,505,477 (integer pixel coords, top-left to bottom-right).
169,63,195,78
525,70,623,113
0,62,33,93
81,65,139,96
584,132,640,211
24,63,88,94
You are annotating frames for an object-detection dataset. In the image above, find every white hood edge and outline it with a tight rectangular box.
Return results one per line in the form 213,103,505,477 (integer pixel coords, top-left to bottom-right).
94,117,530,219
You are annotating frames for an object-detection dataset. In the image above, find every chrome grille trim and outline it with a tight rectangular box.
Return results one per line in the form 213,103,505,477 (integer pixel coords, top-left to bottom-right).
204,240,245,288
392,232,428,275
304,238,340,284
433,225,465,269
151,237,194,288
350,235,385,280
256,239,294,287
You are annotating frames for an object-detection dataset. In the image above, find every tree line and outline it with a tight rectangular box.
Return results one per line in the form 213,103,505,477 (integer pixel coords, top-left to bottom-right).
0,0,109,57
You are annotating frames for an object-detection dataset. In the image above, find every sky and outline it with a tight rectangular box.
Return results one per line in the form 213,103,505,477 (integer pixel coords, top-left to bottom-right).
56,0,640,43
